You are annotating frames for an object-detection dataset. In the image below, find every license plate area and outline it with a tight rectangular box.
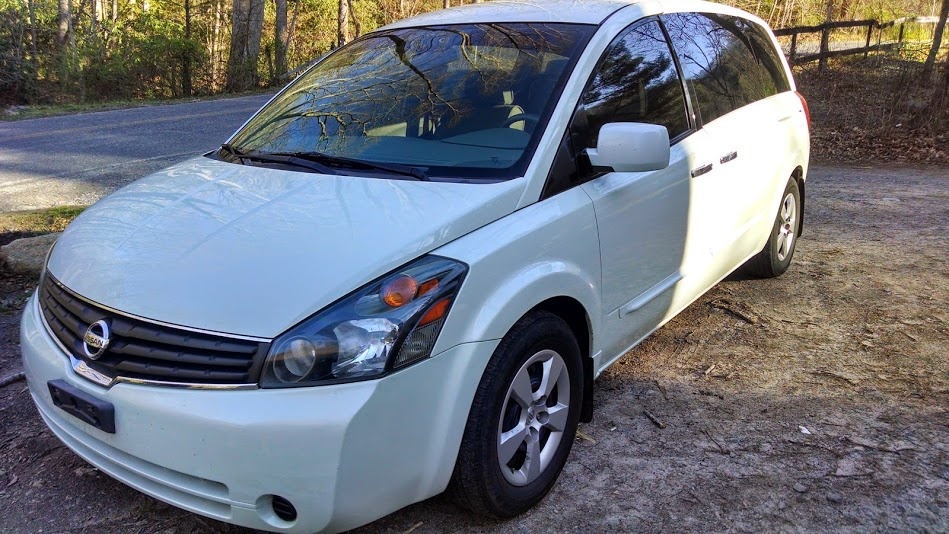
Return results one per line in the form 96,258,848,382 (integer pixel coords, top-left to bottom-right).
48,379,116,433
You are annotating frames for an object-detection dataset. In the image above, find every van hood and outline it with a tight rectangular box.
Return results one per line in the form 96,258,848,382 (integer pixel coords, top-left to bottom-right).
48,157,525,338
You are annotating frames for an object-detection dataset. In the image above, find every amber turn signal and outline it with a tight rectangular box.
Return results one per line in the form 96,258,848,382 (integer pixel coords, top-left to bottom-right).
417,278,439,296
418,297,451,326
381,275,418,307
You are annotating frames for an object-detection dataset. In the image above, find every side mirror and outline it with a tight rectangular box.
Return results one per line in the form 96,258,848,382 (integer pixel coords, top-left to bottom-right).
585,122,670,172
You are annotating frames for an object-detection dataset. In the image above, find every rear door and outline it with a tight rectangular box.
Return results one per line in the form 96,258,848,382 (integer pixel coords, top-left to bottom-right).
662,12,796,272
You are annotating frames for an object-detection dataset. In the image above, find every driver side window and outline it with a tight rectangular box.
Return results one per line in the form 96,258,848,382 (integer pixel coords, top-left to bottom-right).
571,18,690,151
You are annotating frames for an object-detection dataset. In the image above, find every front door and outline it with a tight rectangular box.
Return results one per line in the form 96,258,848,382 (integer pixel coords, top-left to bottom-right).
567,18,712,367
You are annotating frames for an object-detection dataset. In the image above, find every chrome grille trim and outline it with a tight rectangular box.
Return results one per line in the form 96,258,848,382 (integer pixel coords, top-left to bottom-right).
44,275,270,342
36,272,270,389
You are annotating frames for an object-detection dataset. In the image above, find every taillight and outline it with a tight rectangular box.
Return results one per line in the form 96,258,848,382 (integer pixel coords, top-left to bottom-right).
796,91,811,129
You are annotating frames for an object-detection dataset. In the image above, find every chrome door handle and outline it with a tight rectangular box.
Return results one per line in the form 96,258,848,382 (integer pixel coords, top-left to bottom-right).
720,151,738,164
691,163,713,178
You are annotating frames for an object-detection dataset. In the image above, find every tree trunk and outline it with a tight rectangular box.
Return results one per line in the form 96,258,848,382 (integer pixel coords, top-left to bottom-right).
57,0,71,47
210,0,220,88
923,0,949,80
226,0,249,90
182,0,193,96
57,0,75,85
27,0,39,86
443,0,449,8
247,0,264,73
226,0,265,90
348,0,361,38
942,51,949,92
337,0,349,47
288,0,300,62
818,0,834,72
931,51,949,119
111,0,117,22
274,0,288,80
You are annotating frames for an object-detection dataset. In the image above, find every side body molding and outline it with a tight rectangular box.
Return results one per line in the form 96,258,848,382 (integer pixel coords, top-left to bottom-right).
618,270,684,318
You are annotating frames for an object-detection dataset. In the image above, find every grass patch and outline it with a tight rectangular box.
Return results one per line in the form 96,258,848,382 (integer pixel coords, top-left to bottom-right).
0,206,86,247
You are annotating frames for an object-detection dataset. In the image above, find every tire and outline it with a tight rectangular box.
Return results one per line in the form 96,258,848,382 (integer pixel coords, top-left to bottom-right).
744,178,802,278
447,311,583,518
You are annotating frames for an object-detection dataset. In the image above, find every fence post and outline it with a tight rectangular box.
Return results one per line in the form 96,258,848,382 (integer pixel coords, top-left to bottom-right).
819,23,831,71
864,22,873,58
790,31,798,65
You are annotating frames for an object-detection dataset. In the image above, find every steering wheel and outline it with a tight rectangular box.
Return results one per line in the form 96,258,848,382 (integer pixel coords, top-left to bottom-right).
501,113,540,129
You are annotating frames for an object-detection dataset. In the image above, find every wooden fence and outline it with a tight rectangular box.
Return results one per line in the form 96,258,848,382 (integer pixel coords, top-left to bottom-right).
774,16,941,67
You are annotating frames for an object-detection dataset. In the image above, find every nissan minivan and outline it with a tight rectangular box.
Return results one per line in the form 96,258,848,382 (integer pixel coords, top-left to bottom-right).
21,0,809,531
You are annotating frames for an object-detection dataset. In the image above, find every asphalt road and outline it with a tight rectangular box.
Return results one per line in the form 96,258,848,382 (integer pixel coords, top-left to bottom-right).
0,94,275,213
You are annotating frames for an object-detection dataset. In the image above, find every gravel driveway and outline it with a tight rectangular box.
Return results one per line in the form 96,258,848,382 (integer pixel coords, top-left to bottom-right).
0,165,946,533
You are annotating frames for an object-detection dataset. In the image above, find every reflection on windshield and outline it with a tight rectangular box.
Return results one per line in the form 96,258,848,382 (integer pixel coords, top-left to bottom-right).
228,23,594,179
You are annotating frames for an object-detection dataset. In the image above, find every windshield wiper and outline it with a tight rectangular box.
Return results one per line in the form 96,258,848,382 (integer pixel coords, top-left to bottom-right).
272,151,429,181
219,143,245,164
219,145,339,175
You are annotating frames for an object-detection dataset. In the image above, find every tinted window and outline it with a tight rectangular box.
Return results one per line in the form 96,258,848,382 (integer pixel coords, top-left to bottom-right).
663,13,788,124
226,23,594,180
572,19,689,149
739,17,792,94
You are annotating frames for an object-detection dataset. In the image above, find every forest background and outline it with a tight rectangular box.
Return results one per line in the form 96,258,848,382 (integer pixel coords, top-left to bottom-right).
1,0,947,162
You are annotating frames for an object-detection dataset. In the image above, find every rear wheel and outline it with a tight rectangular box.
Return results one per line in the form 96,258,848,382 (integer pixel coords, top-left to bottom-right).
448,311,582,517
745,178,801,278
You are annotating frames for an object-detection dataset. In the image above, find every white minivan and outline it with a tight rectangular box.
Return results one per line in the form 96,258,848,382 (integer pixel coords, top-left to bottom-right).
21,0,809,531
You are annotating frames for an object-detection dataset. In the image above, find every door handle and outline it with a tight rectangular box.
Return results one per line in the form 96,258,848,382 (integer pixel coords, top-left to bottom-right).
720,151,738,164
690,163,713,178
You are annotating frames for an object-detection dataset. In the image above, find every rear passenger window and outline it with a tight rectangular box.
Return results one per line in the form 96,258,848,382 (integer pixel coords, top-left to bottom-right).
732,15,791,94
572,19,689,149
663,13,790,125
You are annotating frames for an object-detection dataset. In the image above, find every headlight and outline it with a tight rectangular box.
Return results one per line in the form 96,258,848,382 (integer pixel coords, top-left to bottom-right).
260,256,467,387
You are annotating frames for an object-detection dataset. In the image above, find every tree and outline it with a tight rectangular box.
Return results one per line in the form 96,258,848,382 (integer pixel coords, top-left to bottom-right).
818,0,834,71
923,0,949,80
57,0,70,48
349,0,362,37
27,0,38,87
274,0,288,80
183,0,193,96
56,0,76,84
933,38,949,114
337,0,349,47
226,0,265,90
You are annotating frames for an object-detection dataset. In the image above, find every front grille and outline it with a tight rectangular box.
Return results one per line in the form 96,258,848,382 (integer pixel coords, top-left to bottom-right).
39,273,270,386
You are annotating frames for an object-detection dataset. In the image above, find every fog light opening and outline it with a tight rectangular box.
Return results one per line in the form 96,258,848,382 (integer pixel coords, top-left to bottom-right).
271,495,297,522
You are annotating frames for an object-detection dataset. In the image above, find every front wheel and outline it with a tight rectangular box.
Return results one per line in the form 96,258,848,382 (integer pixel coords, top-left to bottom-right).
744,178,802,278
448,311,583,518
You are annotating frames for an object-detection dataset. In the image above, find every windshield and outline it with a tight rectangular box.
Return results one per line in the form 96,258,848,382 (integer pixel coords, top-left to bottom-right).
226,23,595,180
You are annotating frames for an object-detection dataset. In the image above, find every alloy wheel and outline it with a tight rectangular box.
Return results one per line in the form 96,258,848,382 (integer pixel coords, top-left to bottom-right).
497,349,571,486
776,192,797,261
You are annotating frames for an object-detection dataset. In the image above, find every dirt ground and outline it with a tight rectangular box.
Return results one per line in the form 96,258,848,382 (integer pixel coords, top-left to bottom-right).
0,165,946,533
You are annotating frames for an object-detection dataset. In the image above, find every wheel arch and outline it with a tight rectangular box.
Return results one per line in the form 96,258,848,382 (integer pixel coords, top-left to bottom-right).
528,296,595,423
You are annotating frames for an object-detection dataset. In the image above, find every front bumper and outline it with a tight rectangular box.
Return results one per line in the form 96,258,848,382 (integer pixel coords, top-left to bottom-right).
21,292,498,533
